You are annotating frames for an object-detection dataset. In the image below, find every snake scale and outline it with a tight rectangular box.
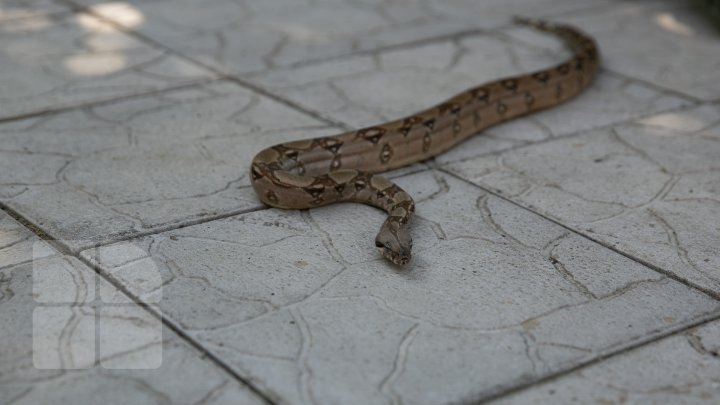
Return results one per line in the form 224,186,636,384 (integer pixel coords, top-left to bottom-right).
251,17,599,265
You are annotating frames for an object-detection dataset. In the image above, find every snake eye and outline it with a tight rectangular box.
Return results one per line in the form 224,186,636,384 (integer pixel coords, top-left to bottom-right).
250,164,263,181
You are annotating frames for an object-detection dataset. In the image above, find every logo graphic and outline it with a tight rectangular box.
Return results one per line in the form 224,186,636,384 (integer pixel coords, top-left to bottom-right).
32,241,163,369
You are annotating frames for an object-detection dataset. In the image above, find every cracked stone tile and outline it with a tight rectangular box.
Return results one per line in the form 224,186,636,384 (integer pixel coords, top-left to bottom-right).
0,210,266,405
82,170,720,404
0,9,214,120
0,80,340,251
0,212,55,271
72,0,616,75
497,319,720,404
444,104,720,295
504,0,720,101
251,30,690,164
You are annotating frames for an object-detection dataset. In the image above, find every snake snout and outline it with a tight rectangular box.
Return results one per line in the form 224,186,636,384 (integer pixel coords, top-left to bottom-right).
375,224,413,266
376,244,412,266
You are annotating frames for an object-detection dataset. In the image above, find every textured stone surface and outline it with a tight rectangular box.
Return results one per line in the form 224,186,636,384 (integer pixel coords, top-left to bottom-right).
72,0,614,74
498,320,720,404
548,0,720,101
2,0,720,403
251,30,690,164
82,170,720,404
444,104,720,295
0,210,265,405
0,212,55,269
0,9,213,120
0,80,337,251
0,0,68,20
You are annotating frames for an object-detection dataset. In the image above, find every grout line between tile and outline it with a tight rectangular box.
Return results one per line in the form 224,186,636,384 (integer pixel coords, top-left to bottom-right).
601,70,705,104
76,254,280,405
0,7,74,23
0,79,220,125
223,76,353,130
0,201,278,405
69,203,270,253
10,1,718,401
54,0,707,138
438,96,700,168
235,0,622,77
476,309,720,403
58,0,351,131
251,27,487,75
3,169,718,404
435,167,720,301
0,203,72,255
481,31,703,105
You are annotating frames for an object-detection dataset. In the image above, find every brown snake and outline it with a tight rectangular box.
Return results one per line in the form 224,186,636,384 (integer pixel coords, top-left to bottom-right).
251,17,600,265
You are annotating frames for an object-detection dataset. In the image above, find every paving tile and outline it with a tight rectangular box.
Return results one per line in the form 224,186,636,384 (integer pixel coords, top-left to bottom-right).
0,212,55,270
71,0,615,74
0,0,68,21
504,0,720,101
496,319,720,404
444,104,720,295
0,80,338,251
250,31,691,164
0,9,214,120
82,170,720,404
0,210,266,405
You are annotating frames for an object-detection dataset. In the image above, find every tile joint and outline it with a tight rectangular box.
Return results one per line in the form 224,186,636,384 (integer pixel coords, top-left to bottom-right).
435,166,720,301
0,201,278,405
476,309,720,403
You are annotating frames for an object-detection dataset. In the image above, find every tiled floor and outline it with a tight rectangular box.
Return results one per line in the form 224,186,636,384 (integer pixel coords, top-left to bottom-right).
1,0,719,404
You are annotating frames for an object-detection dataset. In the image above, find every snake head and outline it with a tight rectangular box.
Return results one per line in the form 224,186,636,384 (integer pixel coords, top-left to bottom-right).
375,221,412,266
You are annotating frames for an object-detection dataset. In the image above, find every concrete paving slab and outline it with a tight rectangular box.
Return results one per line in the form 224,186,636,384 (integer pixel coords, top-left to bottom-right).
250,30,691,165
0,0,68,21
504,0,720,101
444,104,720,296
1,0,718,403
0,210,266,405
496,319,720,404
0,212,56,270
0,9,213,120
70,0,615,74
81,170,720,404
0,81,339,251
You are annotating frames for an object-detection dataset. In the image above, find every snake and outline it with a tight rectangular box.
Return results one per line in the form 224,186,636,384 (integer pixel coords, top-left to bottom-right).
250,17,600,265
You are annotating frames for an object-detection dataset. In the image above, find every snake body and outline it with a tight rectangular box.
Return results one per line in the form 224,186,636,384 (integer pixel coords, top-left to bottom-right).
251,18,600,265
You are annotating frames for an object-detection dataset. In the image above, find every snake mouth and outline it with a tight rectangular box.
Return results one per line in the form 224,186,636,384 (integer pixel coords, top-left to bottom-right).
376,245,411,266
